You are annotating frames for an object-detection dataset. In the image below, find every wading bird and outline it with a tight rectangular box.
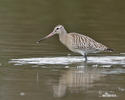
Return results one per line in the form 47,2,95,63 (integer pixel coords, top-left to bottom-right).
37,25,113,61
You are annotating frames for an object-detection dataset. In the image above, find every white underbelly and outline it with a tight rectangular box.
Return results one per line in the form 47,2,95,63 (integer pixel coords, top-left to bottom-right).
68,47,102,55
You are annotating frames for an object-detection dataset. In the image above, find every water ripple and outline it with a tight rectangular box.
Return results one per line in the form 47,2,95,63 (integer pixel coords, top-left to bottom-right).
9,56,125,65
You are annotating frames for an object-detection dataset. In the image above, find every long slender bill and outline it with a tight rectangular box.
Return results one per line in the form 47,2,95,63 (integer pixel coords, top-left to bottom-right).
36,32,54,43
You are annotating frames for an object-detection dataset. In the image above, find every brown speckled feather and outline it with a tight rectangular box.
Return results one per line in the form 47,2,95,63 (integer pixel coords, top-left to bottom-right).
68,33,108,52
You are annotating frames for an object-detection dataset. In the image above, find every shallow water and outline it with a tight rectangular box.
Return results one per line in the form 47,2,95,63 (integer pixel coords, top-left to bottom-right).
10,56,125,65
0,0,125,100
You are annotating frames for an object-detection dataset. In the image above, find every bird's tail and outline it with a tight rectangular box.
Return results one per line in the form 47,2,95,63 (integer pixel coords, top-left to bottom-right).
105,48,114,52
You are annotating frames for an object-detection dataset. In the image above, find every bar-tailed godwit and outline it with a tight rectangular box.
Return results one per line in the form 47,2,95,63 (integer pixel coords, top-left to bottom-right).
37,25,113,61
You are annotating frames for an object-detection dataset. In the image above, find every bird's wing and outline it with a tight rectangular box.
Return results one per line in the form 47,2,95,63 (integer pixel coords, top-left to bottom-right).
69,33,107,51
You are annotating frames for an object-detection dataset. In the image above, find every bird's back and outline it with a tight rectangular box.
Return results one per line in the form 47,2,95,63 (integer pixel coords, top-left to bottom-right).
67,32,109,54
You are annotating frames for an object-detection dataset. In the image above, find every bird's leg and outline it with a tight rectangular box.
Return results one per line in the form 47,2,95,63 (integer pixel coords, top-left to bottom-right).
84,53,87,61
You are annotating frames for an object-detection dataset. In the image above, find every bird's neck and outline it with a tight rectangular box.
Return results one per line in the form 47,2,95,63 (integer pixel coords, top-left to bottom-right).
59,31,67,45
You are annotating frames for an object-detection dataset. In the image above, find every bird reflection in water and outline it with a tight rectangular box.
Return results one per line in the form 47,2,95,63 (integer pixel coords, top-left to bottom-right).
52,63,104,97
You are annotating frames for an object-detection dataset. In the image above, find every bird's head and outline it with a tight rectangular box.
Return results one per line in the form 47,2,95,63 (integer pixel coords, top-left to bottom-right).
53,25,65,34
36,25,66,43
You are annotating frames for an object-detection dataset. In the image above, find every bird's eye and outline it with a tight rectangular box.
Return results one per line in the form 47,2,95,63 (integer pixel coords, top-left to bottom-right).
56,28,59,30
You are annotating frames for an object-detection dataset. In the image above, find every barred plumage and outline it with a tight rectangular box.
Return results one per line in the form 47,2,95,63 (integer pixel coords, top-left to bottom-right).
37,25,113,61
69,33,107,53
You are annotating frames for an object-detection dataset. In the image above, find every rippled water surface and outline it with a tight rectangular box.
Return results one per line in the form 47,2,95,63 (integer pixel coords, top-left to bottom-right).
0,0,125,100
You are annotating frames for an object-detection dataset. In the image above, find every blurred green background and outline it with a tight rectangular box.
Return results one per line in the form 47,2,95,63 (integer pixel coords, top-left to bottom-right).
0,0,125,58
